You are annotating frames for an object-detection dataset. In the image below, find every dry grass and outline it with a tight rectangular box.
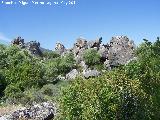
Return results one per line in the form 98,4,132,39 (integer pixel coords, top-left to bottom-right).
0,104,22,116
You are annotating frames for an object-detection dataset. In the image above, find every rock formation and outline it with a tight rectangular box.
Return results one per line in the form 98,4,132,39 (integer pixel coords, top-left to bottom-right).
106,36,135,68
55,42,66,55
0,102,56,120
54,35,136,77
11,36,25,48
11,37,43,56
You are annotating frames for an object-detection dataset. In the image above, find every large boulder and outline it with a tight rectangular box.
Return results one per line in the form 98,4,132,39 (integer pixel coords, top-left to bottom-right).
66,69,79,80
82,69,101,78
98,45,109,61
74,37,88,49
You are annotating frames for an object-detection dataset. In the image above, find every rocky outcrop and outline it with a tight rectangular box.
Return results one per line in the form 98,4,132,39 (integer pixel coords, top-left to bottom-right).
106,36,135,68
83,69,101,78
88,37,102,49
1,102,56,120
54,35,135,71
55,42,66,55
11,35,135,71
11,37,43,56
11,36,25,48
25,41,42,56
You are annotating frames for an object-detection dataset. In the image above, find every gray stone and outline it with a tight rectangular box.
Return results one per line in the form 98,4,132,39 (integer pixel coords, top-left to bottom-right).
55,42,66,55
88,37,102,48
107,36,135,67
98,45,109,59
0,116,8,120
66,69,79,80
5,101,56,120
80,61,88,71
11,37,43,56
83,69,101,78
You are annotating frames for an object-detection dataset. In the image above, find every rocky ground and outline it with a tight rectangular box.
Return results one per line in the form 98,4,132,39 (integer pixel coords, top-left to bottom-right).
0,101,56,120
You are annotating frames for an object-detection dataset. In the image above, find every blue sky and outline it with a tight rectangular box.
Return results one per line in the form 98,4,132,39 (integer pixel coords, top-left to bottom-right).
0,0,160,49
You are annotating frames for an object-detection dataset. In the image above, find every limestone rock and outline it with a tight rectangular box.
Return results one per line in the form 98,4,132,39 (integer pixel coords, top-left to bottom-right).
11,37,43,56
88,37,102,48
74,37,88,49
5,102,56,120
83,69,101,78
55,42,66,54
79,61,88,71
66,69,79,80
107,36,135,67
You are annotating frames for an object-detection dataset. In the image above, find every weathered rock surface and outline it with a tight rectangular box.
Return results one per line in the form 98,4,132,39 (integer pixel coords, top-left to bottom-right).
88,37,102,49
66,69,79,80
11,35,136,71
11,36,25,48
55,42,66,55
0,102,56,120
83,69,101,78
107,36,135,67
25,41,42,56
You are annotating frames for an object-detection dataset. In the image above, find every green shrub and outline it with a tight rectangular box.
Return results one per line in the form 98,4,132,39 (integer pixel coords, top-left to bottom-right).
21,88,45,105
83,49,101,67
124,38,160,119
59,52,76,74
59,69,147,120
43,51,60,59
41,84,60,97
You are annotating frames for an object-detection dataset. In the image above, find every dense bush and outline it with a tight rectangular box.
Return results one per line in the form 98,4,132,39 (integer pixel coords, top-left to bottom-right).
59,52,76,74
43,51,60,59
59,69,148,120
124,38,160,119
83,49,101,67
0,37,160,119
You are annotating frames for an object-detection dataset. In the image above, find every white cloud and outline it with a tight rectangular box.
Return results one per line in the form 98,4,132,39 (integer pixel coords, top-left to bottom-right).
0,32,11,42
